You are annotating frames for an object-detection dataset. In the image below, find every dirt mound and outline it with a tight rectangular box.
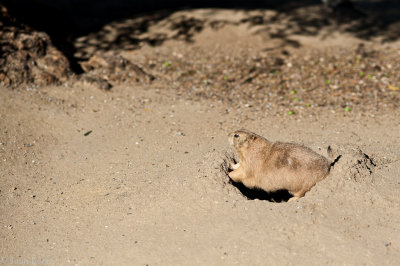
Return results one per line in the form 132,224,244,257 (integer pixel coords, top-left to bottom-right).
329,145,394,183
346,149,377,182
78,54,155,90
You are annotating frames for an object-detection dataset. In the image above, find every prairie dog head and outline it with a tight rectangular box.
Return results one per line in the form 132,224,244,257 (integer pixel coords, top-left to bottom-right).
228,129,259,151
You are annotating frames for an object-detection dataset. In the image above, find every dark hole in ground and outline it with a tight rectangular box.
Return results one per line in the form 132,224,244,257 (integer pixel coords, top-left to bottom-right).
229,180,293,202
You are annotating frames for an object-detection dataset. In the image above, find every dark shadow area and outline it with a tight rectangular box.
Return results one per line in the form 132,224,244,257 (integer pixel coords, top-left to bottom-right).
1,0,400,74
0,0,319,72
230,180,293,202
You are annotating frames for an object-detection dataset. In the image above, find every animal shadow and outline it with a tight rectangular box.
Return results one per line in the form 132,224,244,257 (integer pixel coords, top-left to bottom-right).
229,180,292,203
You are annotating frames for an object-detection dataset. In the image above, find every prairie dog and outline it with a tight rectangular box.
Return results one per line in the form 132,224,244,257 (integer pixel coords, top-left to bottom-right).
228,129,332,201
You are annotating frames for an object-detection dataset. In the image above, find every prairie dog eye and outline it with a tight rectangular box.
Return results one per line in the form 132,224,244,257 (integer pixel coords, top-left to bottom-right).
234,133,240,138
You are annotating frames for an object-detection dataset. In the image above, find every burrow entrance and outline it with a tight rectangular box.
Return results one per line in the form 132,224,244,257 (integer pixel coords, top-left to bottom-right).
230,181,293,202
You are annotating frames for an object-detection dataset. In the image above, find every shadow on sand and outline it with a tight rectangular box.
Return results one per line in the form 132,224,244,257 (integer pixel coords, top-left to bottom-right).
2,0,399,73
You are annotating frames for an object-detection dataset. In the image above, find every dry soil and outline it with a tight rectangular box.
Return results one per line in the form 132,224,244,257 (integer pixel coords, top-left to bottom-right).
1,6,400,266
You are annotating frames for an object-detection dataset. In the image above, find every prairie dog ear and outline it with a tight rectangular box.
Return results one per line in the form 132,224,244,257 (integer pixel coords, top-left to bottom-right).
239,134,250,148
242,134,256,144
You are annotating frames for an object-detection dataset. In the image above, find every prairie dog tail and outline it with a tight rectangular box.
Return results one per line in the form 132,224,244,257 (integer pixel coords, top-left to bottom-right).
327,146,341,169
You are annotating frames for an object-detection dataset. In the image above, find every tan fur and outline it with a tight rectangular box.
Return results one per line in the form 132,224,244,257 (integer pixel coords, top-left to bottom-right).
228,129,330,201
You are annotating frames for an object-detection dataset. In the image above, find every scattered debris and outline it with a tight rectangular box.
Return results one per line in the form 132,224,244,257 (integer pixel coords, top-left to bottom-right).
388,84,400,91
79,54,155,88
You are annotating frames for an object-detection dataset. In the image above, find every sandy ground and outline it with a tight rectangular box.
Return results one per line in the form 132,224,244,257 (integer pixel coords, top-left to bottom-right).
1,6,400,266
